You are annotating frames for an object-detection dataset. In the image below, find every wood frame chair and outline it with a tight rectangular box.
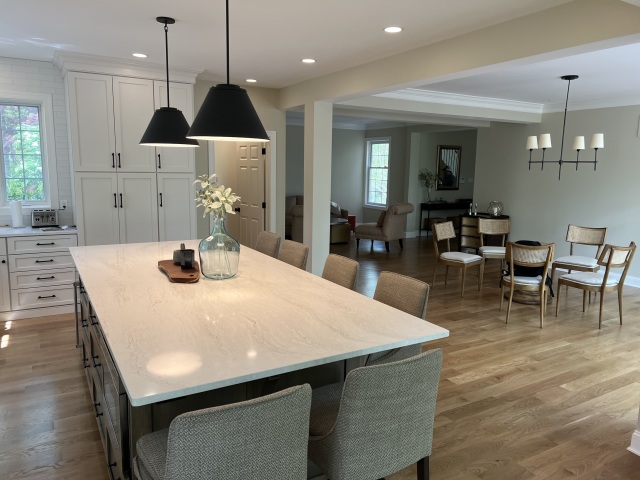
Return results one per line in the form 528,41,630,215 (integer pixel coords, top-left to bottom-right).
255,230,281,258
432,221,482,297
478,217,510,289
551,225,607,283
500,241,554,328
555,242,636,329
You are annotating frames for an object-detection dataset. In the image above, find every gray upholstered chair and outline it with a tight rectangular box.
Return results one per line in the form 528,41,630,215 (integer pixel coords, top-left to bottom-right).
279,239,309,270
255,230,281,258
308,349,443,480
551,225,607,283
478,217,510,288
366,271,429,366
432,221,482,297
133,384,312,480
321,253,359,290
355,203,414,252
556,242,636,329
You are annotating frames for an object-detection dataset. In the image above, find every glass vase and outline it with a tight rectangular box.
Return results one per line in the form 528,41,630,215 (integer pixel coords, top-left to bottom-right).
198,213,240,280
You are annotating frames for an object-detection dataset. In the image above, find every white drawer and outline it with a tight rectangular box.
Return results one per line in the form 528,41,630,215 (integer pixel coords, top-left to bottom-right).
7,234,77,254
10,284,75,310
10,268,77,289
8,252,75,272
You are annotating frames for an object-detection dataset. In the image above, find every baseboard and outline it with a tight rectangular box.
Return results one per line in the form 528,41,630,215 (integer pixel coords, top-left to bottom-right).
628,430,640,456
0,304,75,321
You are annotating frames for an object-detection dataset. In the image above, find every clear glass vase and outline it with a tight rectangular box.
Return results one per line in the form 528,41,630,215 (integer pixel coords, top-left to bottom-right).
198,212,240,280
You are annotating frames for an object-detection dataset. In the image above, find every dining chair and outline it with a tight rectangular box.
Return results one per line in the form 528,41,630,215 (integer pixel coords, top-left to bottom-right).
551,225,607,283
321,253,359,290
279,239,309,270
308,349,443,480
500,241,554,328
133,384,312,480
432,220,482,297
255,230,281,258
477,217,510,289
367,271,430,366
555,242,636,329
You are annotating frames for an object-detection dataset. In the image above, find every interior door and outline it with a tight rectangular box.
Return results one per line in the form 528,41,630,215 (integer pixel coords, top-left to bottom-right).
236,143,265,248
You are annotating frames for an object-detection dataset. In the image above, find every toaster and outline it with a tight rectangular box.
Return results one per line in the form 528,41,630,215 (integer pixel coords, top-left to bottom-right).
31,209,59,227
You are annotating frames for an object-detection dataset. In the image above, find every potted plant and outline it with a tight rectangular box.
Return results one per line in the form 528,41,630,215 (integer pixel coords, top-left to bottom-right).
418,168,436,202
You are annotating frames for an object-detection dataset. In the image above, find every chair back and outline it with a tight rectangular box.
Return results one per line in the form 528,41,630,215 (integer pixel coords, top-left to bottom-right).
373,271,429,320
322,254,359,290
279,239,309,270
311,350,442,480
597,242,636,285
381,203,414,239
506,241,554,278
164,384,311,480
255,231,281,258
478,218,510,247
432,220,455,255
565,225,607,256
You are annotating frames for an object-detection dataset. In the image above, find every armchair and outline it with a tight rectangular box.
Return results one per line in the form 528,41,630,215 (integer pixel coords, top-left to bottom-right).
355,203,414,252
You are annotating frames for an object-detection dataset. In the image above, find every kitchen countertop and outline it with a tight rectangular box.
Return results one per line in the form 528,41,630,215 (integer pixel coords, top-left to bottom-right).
0,226,77,236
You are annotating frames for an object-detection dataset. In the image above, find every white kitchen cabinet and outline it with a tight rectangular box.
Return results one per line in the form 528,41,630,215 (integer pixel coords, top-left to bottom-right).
0,240,11,312
117,173,159,244
157,173,196,241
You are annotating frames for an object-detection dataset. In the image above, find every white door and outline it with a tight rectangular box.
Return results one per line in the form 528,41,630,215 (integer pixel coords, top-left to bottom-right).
157,173,196,241
67,72,116,172
153,81,196,173
113,77,156,172
0,256,11,312
74,173,120,246
236,144,265,248
117,173,159,244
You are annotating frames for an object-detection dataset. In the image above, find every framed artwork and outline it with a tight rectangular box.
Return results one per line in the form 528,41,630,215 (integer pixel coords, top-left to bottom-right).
436,145,461,190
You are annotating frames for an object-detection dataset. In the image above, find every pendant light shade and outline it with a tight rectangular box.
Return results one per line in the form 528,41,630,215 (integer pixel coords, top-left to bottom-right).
187,0,269,142
140,16,199,148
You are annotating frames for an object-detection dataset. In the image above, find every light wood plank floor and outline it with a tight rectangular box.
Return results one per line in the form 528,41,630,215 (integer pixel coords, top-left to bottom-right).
2,236,640,479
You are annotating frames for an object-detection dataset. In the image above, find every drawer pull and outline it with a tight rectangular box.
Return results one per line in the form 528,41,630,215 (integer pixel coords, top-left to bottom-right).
92,354,101,368
38,294,57,299
36,242,55,246
90,315,98,326
35,259,54,263
37,276,56,280
94,402,103,417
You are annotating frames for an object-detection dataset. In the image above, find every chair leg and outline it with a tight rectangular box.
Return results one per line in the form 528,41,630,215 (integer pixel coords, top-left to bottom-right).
399,238,404,249
500,281,505,311
370,240,374,251
506,286,514,323
555,282,562,317
551,265,556,285
540,288,545,328
582,290,587,312
385,241,390,252
417,456,429,480
356,238,360,248
432,264,438,286
618,288,624,325
444,266,449,285
461,266,467,298
479,258,485,291
598,290,605,329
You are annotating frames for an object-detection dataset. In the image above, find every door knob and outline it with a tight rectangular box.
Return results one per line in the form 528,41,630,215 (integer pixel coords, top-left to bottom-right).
234,207,240,212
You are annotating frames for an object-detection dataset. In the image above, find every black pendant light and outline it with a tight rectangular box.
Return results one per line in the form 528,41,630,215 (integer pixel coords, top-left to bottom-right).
187,0,269,142
140,17,199,148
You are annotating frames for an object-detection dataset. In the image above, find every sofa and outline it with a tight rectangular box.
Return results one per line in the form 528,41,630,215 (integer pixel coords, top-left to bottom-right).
290,201,349,243
355,203,414,252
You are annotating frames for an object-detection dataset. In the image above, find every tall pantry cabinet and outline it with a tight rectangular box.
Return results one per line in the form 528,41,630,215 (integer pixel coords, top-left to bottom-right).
62,60,198,246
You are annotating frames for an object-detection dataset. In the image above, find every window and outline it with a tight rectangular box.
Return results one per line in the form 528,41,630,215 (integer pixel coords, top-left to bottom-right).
365,138,390,207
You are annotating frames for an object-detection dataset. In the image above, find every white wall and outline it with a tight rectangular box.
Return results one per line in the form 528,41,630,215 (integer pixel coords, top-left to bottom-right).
474,104,640,282
0,57,73,226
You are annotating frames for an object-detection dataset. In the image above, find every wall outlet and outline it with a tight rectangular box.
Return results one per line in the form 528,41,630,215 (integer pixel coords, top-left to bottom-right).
59,200,67,210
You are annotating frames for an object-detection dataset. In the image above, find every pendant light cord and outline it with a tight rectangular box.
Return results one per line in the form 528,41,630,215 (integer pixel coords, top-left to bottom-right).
164,21,171,107
226,0,230,84
559,77,572,164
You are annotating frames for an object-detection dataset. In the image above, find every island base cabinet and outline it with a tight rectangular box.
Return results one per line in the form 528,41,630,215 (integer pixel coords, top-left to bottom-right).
0,255,10,312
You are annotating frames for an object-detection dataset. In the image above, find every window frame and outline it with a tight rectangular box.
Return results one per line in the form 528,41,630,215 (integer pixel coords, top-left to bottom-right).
364,137,391,209
0,91,58,212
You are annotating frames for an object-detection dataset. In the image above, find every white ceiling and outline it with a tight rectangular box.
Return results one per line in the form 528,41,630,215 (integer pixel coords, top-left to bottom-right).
3,0,640,125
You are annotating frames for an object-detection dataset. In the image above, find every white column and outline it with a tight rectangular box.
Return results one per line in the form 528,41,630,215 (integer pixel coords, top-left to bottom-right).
629,406,640,456
303,101,333,274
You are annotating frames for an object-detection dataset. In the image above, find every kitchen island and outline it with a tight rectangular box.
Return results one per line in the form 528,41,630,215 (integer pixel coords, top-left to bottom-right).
71,240,449,479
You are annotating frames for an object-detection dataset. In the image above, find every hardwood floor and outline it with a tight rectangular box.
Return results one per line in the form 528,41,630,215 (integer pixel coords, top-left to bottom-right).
2,236,640,479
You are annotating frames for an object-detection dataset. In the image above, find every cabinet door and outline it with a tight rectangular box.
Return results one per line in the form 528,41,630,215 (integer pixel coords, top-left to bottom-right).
118,173,159,244
74,173,120,246
157,173,196,241
0,256,11,312
153,82,196,173
67,73,116,172
113,77,156,173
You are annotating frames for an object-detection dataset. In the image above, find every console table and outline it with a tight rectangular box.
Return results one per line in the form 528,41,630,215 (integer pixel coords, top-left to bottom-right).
418,201,470,237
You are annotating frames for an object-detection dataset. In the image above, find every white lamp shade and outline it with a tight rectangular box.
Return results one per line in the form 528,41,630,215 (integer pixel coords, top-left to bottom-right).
526,136,538,150
539,133,552,149
590,133,604,149
572,136,585,151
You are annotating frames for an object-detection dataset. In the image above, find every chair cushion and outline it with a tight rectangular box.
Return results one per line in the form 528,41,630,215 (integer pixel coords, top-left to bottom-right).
480,246,505,255
355,223,382,236
503,275,543,285
136,428,169,480
554,255,598,268
441,252,482,263
309,382,342,436
560,272,618,286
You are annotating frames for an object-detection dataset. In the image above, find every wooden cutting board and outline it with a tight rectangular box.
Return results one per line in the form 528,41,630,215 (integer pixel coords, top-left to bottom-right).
158,260,200,283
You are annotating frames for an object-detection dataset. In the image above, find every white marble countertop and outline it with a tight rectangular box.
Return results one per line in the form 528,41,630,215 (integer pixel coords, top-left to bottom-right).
70,240,449,407
0,225,77,236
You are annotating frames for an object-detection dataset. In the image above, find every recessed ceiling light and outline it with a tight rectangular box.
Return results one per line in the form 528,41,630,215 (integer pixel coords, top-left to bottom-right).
302,58,316,64
132,53,147,58
246,78,257,83
384,26,403,33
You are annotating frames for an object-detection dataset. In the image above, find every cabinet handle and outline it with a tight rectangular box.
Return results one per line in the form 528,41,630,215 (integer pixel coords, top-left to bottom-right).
112,153,115,169
38,294,56,299
117,153,121,168
114,193,117,208
94,402,103,417
36,276,56,280
119,193,123,208
1,260,4,264
90,315,98,326
159,192,163,207
157,153,161,169
35,259,54,263
92,354,101,368
81,319,88,327
36,242,55,246
83,359,90,368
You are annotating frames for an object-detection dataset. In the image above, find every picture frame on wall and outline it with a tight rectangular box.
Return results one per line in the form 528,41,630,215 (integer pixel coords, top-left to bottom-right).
436,145,461,190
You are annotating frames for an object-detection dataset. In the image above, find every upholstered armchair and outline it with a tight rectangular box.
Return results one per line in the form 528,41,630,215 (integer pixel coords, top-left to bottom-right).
355,203,414,252
290,202,349,243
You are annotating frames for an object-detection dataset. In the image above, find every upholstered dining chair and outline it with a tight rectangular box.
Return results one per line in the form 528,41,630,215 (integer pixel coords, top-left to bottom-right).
255,230,281,258
279,239,309,270
308,349,443,480
132,384,312,480
551,225,607,283
477,217,510,288
556,242,636,329
321,253,360,290
432,221,482,297
500,241,554,328
365,271,430,366
355,203,414,252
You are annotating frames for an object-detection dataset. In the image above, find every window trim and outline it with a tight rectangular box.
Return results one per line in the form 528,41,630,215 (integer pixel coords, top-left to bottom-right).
364,137,390,209
0,91,59,213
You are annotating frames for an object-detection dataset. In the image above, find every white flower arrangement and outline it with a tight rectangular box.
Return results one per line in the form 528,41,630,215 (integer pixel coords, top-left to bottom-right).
194,174,241,218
